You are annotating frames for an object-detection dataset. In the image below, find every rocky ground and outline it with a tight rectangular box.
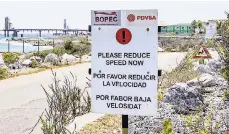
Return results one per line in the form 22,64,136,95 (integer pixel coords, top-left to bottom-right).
128,58,229,134
0,52,90,77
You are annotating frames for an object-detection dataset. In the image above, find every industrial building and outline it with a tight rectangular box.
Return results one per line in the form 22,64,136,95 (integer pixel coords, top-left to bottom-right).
158,21,192,34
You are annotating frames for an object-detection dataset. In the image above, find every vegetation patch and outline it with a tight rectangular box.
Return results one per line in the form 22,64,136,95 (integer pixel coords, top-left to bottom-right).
2,52,20,65
79,114,121,134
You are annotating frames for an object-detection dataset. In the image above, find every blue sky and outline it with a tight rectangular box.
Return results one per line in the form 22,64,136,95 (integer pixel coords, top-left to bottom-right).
0,1,228,29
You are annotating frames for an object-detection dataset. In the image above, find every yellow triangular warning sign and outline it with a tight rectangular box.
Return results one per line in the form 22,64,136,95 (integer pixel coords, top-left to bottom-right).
193,45,212,59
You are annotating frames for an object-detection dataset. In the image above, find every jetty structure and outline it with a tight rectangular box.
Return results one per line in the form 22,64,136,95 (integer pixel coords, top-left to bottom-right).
1,17,89,37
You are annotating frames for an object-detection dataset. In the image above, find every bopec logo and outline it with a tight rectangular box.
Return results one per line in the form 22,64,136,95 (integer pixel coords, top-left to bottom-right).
94,11,118,22
127,14,157,22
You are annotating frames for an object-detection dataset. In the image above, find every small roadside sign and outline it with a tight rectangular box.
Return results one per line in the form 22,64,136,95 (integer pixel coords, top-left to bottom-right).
193,45,212,59
205,20,217,39
91,9,158,116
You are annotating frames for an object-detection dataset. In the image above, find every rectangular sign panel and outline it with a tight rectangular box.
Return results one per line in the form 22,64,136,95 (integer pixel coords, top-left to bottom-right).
91,10,121,26
91,23,158,115
205,21,217,38
125,9,158,26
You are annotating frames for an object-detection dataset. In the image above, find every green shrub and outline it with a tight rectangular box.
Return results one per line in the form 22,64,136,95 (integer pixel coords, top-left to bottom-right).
199,30,205,34
158,92,164,101
165,46,176,52
70,45,81,55
30,59,38,68
2,52,20,65
71,44,91,56
64,40,74,51
53,46,66,56
33,50,52,59
221,67,229,81
79,40,91,45
181,111,217,134
162,119,175,134
223,91,229,100
0,68,7,80
206,39,214,48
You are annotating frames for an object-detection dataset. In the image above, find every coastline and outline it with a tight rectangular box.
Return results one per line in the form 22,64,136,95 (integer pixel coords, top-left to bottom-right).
0,40,53,53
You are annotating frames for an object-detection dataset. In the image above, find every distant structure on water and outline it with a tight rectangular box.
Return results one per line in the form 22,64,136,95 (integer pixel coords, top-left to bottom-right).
64,19,69,30
1,17,88,37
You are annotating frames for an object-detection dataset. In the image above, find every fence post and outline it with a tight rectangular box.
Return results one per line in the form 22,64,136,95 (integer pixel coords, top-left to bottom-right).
23,39,25,53
8,40,10,52
53,37,55,48
38,38,40,52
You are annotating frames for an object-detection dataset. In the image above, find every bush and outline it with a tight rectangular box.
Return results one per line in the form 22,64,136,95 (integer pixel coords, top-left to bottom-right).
162,119,175,134
30,59,38,68
39,70,91,133
165,46,176,52
199,30,205,34
181,107,222,134
2,52,20,65
33,50,52,59
0,68,7,80
79,40,91,45
206,39,214,48
64,40,74,51
71,44,91,57
221,67,229,81
53,46,66,56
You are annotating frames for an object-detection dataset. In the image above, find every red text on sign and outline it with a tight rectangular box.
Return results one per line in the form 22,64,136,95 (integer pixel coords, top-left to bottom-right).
137,16,156,20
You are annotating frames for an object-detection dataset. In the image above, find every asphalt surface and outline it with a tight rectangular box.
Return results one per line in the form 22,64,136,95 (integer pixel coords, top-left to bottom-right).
0,52,187,134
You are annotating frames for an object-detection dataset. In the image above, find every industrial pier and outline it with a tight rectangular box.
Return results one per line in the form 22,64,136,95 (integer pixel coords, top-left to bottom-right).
1,17,89,37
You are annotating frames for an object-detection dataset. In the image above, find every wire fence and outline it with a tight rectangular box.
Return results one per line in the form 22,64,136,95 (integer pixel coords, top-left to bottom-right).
2,38,56,53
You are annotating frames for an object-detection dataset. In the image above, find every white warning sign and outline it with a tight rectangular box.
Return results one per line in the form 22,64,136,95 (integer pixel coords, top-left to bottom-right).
91,25,158,116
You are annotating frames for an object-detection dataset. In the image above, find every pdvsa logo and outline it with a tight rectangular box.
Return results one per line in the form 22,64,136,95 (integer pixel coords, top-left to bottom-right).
94,11,118,22
127,14,157,22
127,14,135,22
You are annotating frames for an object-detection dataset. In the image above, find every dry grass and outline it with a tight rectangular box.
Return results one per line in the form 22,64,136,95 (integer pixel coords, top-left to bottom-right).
158,53,200,101
159,56,199,90
79,114,122,134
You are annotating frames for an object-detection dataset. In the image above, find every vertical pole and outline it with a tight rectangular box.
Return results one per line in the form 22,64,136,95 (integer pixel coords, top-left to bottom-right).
8,40,10,52
39,30,41,37
23,39,25,53
53,37,55,48
38,38,40,52
122,115,128,134
7,31,9,37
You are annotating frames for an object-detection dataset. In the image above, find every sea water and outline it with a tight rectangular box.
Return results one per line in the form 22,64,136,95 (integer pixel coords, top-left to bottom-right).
0,33,54,53
0,40,53,53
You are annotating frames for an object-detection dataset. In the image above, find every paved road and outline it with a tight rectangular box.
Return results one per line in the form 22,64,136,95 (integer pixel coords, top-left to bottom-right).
0,52,187,134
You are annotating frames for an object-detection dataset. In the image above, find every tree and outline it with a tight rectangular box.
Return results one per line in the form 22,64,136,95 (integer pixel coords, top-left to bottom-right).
197,20,204,33
191,20,198,33
215,12,229,82
225,11,229,19
64,40,74,51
